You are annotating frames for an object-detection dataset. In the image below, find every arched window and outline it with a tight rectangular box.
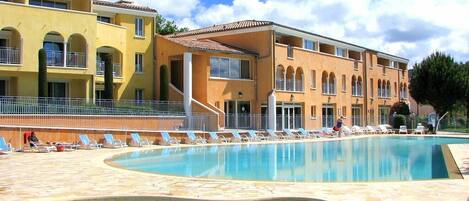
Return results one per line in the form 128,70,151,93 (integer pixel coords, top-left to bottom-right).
357,76,363,96
378,79,382,97
276,65,285,90
387,81,391,97
295,67,304,91
286,66,295,91
67,34,87,68
382,80,387,97
329,73,336,94
44,31,65,67
0,27,21,65
351,75,357,96
322,71,329,94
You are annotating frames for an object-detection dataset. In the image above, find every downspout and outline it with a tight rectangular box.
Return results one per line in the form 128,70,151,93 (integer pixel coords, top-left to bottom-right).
152,15,156,100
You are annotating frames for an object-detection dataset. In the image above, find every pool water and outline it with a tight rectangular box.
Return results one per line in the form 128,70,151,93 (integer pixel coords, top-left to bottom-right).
110,136,469,182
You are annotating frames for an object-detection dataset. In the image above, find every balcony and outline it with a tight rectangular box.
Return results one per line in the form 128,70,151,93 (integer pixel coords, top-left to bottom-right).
96,61,122,78
29,0,91,12
66,52,86,68
0,47,20,65
46,50,64,67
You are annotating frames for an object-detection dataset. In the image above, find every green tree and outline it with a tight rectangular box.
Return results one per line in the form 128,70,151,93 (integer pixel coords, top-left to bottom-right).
103,54,113,100
160,65,169,101
155,13,189,35
38,48,47,97
390,101,410,115
409,52,465,117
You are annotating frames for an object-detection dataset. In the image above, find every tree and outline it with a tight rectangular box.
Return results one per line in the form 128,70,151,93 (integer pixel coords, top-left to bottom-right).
155,13,189,35
103,54,113,100
160,65,169,101
390,101,410,116
38,48,47,97
409,52,465,117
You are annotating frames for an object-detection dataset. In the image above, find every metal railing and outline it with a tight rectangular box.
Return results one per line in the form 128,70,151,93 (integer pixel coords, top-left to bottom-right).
0,47,20,64
0,96,185,116
66,52,86,68
46,50,64,66
96,61,122,77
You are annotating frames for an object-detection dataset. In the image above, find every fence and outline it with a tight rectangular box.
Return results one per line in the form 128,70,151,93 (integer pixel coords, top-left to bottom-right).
0,96,185,116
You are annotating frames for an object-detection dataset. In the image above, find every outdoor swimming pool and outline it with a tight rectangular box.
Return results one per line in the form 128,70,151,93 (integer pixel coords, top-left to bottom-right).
110,136,469,182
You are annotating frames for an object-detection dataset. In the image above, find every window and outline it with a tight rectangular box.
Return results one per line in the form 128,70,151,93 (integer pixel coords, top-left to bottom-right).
310,70,316,89
95,90,104,100
97,16,111,23
370,79,374,97
310,105,317,118
336,47,346,57
304,39,317,51
341,74,346,92
210,57,250,79
287,45,294,58
379,106,390,124
30,0,68,9
135,89,144,102
0,80,7,96
135,53,143,73
390,61,398,68
352,106,361,126
135,17,144,37
342,106,347,117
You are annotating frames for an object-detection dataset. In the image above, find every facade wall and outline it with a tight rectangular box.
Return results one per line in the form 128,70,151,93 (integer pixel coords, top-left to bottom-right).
0,1,155,100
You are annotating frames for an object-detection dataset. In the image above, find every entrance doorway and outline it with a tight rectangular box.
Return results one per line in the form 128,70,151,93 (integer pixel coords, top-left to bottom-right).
276,103,302,130
225,100,251,129
322,104,334,128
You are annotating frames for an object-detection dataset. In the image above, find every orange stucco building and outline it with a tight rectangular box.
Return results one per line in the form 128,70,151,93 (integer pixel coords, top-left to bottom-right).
156,20,409,131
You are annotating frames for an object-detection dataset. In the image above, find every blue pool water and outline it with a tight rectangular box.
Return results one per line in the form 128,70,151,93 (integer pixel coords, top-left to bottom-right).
110,136,469,182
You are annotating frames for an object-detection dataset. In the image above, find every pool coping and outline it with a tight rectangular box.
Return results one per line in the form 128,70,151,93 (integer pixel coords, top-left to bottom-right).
103,134,469,184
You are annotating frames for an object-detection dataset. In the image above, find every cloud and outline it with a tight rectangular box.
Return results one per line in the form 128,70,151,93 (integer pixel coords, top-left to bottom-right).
132,0,469,64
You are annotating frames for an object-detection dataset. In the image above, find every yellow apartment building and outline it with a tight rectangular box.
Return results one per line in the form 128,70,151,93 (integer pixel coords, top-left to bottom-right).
157,20,410,131
0,0,156,101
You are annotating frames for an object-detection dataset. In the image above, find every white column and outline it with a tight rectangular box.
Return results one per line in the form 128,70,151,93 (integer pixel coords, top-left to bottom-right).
63,42,67,67
184,52,193,128
268,91,276,130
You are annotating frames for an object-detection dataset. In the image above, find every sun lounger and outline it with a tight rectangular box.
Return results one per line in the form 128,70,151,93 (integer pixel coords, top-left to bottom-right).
398,126,408,134
0,136,13,154
130,133,153,147
103,134,126,148
79,134,102,149
365,126,379,134
414,126,425,134
208,132,229,143
321,128,337,137
342,126,353,136
265,129,286,140
351,126,364,135
283,129,302,139
298,128,318,138
247,130,268,141
230,131,250,143
185,131,207,144
160,132,180,145
379,125,395,134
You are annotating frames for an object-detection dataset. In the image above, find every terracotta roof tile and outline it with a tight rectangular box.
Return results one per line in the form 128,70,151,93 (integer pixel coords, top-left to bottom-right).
93,0,157,13
164,37,256,55
169,20,273,38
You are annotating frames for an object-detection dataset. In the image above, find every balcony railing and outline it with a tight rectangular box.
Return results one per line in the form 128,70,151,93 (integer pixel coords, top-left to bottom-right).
66,52,86,68
46,50,64,66
97,61,122,77
0,47,20,64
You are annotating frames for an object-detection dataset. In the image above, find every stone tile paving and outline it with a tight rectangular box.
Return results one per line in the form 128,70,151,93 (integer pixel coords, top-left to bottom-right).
0,136,468,201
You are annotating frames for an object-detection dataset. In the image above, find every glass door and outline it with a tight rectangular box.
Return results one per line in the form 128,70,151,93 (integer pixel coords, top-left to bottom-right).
224,100,250,129
352,105,362,126
322,104,334,128
0,80,7,96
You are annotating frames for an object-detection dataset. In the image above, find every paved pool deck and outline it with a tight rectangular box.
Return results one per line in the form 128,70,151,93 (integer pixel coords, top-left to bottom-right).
1,134,468,201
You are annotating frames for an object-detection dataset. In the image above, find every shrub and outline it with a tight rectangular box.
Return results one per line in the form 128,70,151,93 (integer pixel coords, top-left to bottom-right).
160,64,169,101
38,48,47,97
393,115,406,129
